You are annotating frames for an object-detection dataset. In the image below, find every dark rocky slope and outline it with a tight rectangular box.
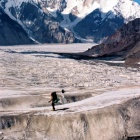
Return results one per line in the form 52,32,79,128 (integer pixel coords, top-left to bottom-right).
0,9,33,46
74,9,124,43
0,2,78,44
83,18,140,62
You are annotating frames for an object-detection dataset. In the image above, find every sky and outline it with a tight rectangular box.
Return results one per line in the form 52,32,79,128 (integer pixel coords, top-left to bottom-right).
134,0,140,4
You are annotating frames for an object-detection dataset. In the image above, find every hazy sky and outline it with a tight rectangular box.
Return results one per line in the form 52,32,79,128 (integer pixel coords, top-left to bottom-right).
134,0,140,4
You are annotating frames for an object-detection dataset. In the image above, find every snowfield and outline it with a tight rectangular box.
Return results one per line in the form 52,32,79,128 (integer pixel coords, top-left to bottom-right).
0,44,140,140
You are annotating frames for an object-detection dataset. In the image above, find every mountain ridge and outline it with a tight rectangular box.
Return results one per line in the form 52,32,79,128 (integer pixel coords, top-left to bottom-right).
0,0,140,44
83,18,140,64
0,8,33,46
0,0,78,44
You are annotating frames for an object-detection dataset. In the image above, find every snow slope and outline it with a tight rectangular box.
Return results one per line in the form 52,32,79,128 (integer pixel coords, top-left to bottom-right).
45,0,140,28
114,0,140,22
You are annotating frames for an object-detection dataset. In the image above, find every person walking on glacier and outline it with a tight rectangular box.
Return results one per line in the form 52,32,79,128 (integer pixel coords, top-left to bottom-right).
48,91,59,111
60,89,68,104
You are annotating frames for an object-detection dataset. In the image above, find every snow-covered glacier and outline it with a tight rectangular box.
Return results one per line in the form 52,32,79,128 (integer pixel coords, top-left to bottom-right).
0,44,140,140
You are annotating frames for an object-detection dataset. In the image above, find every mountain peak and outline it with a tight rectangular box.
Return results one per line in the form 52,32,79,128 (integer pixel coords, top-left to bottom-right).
0,0,140,44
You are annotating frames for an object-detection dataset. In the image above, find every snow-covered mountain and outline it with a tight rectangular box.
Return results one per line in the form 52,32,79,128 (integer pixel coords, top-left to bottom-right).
36,0,140,43
0,0,78,44
0,7,33,45
0,0,140,44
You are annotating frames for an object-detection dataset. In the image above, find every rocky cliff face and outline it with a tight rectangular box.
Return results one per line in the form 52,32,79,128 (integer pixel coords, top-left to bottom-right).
83,18,140,62
0,0,140,44
0,8,33,46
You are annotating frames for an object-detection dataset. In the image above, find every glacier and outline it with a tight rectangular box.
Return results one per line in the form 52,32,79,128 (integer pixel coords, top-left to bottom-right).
0,44,140,139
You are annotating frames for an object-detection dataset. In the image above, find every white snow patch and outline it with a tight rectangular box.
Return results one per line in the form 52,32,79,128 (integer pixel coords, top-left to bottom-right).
46,7,57,17
113,0,140,22
100,0,118,13
75,88,140,109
